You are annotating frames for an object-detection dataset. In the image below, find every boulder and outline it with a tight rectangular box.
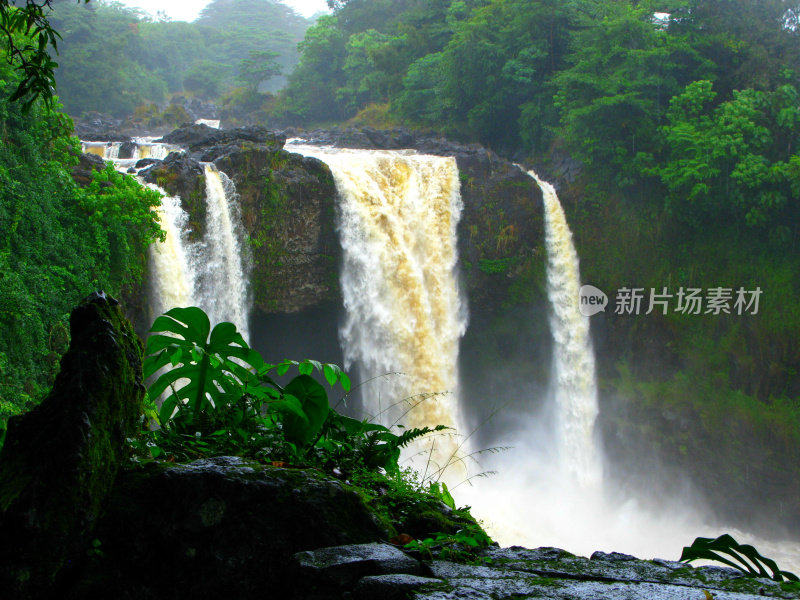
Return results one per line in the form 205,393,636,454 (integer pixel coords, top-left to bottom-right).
0,291,145,599
158,123,285,156
117,140,137,159
294,542,426,587
66,457,389,600
71,152,107,187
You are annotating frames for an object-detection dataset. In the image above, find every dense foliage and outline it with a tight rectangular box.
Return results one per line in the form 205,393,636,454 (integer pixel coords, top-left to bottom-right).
134,306,484,547
0,0,89,109
276,0,800,526
0,57,163,424
46,0,311,117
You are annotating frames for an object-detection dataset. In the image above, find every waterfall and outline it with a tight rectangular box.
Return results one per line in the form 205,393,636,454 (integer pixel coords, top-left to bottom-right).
288,144,467,472
457,168,609,555
196,164,251,340
529,169,602,488
145,184,198,318
132,137,181,160
80,139,251,337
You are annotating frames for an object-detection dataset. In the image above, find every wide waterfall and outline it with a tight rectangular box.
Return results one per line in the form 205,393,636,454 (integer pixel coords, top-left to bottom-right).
83,140,251,336
288,144,467,475
83,137,800,570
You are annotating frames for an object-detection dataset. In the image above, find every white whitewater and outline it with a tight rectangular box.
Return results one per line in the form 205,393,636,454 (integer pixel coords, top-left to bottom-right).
81,139,251,337
197,164,251,340
288,144,467,473
145,184,198,319
531,169,602,488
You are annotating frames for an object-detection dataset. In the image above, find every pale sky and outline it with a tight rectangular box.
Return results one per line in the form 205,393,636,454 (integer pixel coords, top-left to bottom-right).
112,0,331,21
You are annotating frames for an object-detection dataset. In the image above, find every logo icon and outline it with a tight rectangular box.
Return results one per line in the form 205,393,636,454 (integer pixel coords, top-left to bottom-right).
579,284,608,316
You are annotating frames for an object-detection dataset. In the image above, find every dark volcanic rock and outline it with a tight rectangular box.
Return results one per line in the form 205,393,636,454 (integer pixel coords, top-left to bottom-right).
169,95,219,121
67,457,388,600
134,157,158,169
215,148,340,313
292,542,427,598
287,542,797,600
0,292,145,600
140,152,207,238
73,112,130,142
158,123,285,156
117,140,137,159
71,152,107,187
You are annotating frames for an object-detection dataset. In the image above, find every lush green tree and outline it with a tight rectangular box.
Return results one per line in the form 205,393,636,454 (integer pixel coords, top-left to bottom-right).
552,1,708,183
0,61,163,417
652,79,800,238
48,0,167,116
0,0,89,108
667,0,800,99
278,15,347,122
183,60,229,99
237,49,281,92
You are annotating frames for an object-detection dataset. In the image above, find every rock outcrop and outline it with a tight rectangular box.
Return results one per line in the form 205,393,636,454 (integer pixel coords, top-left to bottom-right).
70,151,107,187
290,543,800,600
0,291,145,599
65,456,390,600
215,147,339,313
158,123,285,156
140,152,207,240
137,124,543,313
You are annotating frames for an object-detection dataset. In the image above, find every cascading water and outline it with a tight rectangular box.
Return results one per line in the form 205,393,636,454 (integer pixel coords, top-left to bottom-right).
288,144,467,474
530,169,602,489
196,164,251,340
457,168,612,553
144,185,198,318
82,140,251,337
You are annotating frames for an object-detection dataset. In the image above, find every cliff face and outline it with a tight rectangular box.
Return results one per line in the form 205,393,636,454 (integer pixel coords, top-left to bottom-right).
215,148,340,314
142,124,546,316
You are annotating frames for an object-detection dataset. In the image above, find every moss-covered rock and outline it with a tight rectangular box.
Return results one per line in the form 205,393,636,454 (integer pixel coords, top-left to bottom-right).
0,291,145,599
140,152,207,240
215,147,340,313
66,457,389,600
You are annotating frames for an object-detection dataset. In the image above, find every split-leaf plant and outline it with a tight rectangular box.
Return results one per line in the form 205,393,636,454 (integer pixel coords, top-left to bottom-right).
681,534,799,583
137,306,447,476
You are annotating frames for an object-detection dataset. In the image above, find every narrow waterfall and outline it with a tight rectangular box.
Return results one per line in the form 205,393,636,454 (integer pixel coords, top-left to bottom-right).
81,139,251,337
196,164,251,340
457,169,608,553
288,144,467,470
145,185,198,318
528,169,602,488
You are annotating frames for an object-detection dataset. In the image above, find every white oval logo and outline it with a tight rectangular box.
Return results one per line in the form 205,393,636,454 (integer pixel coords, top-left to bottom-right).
579,284,608,316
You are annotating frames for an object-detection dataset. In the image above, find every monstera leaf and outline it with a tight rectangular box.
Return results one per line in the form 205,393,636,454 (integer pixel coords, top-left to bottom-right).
279,374,330,449
143,307,264,426
681,534,799,582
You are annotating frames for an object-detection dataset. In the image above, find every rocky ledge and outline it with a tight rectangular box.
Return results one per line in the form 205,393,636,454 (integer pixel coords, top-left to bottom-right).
291,542,800,600
141,123,545,314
